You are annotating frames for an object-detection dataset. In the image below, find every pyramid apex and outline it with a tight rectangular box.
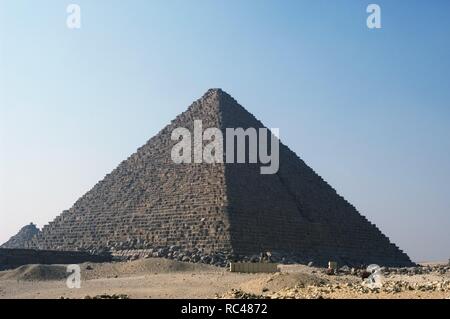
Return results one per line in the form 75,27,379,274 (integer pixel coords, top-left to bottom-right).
205,88,224,94
199,88,238,109
202,88,232,100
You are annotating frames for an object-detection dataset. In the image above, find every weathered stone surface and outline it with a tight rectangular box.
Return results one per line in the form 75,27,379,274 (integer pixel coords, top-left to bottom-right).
20,89,412,267
1,223,41,249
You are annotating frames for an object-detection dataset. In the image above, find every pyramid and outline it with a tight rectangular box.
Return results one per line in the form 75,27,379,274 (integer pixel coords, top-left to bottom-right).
31,89,413,266
2,223,41,249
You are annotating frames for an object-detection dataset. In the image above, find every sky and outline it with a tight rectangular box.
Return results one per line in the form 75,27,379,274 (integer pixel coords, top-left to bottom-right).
1,0,449,262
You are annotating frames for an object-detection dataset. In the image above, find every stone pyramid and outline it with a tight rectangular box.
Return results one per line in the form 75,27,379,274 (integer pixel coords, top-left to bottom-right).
31,89,413,266
2,223,41,249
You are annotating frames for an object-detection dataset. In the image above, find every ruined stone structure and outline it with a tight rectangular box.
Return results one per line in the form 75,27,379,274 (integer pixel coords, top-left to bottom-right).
27,89,413,266
1,223,41,249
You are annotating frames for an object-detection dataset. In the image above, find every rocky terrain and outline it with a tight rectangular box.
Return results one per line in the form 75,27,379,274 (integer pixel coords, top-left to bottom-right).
0,258,448,299
111,246,322,268
219,263,450,299
1,223,40,249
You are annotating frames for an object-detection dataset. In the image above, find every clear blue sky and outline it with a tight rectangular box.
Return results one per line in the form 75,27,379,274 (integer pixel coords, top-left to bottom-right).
1,0,449,262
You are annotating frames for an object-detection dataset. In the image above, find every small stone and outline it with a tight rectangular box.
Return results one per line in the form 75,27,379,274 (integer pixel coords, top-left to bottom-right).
325,268,335,276
181,256,191,262
360,270,371,279
339,265,351,274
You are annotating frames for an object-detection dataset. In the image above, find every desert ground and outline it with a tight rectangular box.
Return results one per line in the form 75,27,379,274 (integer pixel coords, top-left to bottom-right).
0,258,449,299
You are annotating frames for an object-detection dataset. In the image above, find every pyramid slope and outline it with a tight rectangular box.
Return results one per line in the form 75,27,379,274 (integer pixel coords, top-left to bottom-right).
34,90,232,253
217,91,412,266
32,89,413,266
2,223,40,249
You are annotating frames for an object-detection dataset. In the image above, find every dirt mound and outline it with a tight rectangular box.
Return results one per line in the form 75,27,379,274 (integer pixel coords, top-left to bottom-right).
0,264,67,281
0,258,220,282
80,257,220,280
239,272,328,295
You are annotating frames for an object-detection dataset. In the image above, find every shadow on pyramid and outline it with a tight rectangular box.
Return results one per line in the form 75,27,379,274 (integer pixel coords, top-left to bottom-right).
29,89,413,267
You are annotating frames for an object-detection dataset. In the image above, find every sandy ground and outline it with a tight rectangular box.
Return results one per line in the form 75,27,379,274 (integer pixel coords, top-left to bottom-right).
0,258,449,299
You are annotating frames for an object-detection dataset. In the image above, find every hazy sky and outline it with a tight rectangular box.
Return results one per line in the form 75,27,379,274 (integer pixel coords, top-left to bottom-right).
1,0,449,262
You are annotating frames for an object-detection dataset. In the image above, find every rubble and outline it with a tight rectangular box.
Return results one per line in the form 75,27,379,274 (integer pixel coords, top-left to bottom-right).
111,247,313,268
216,289,264,299
84,294,129,299
218,280,450,299
381,265,450,277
